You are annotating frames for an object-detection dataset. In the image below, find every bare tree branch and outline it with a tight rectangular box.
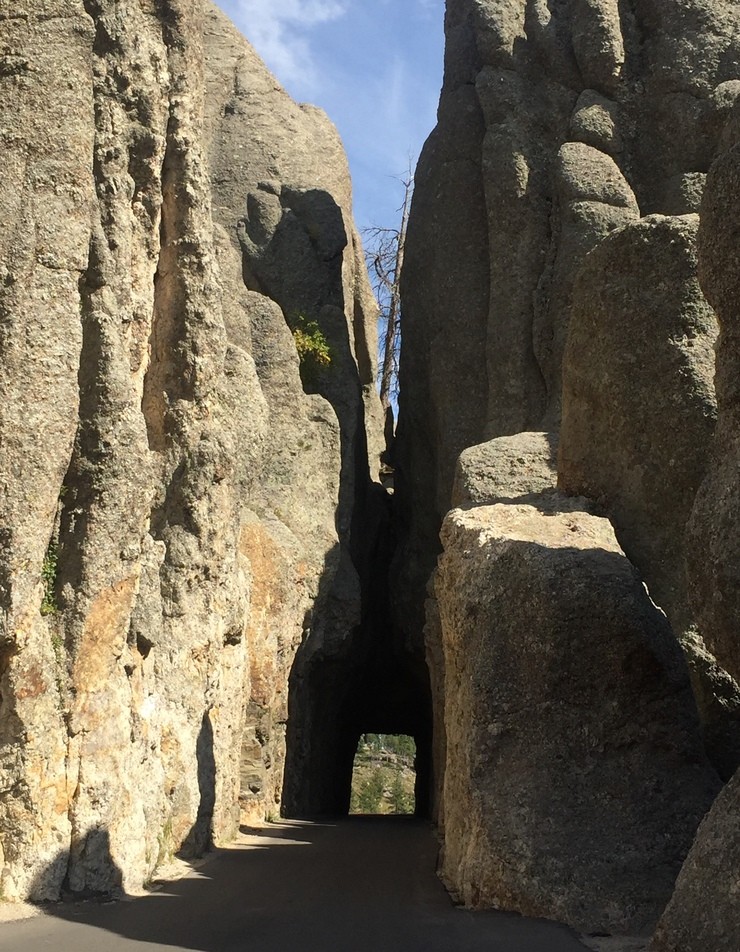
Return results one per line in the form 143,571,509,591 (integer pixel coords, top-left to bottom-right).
363,172,413,413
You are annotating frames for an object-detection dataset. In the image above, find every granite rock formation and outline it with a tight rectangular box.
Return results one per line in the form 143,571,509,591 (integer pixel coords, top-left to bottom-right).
557,214,740,777
0,0,381,900
559,214,718,635
451,431,558,509
2,0,740,946
651,89,740,952
396,0,740,941
426,430,558,827
436,498,718,934
397,0,740,639
686,99,740,689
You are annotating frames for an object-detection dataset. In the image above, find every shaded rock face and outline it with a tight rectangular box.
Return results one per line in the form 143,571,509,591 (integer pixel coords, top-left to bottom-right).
0,0,382,900
559,214,717,636
652,768,740,952
688,108,740,688
395,0,740,942
395,0,740,643
651,98,740,952
557,214,740,777
435,499,719,934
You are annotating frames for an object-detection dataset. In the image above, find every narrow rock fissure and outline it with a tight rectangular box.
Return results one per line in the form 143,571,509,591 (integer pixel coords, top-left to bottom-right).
1,3,739,950
281,467,433,819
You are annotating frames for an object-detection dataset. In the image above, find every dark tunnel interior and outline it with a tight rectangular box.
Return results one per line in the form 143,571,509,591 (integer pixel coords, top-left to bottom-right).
282,640,433,819
281,479,434,821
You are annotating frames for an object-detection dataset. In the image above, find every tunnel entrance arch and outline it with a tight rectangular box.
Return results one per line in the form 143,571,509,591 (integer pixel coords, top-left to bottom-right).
282,631,433,820
279,462,433,822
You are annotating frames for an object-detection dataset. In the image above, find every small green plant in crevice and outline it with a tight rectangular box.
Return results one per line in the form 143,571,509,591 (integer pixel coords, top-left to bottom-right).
50,629,64,659
156,816,175,869
289,314,332,381
40,540,59,617
48,625,67,712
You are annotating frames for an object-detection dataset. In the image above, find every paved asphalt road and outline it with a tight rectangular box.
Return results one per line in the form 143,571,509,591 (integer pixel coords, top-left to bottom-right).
0,817,592,952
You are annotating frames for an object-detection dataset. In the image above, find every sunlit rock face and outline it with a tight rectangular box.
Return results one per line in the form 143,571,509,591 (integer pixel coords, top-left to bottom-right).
396,0,740,938
0,0,381,900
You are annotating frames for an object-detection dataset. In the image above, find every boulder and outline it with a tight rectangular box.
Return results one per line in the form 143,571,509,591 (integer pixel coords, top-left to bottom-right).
435,497,719,935
452,431,557,508
652,768,740,952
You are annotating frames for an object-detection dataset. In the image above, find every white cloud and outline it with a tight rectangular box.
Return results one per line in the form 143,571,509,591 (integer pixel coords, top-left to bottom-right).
228,0,346,94
217,0,444,230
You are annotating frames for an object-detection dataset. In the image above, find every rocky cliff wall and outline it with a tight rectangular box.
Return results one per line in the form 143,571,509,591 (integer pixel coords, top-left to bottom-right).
397,0,740,639
396,0,740,940
0,0,381,900
651,88,740,952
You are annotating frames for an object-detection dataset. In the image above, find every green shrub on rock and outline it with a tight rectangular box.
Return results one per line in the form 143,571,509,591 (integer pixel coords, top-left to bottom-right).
40,541,59,616
289,315,332,380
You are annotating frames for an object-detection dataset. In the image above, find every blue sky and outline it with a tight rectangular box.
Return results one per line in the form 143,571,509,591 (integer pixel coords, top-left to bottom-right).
214,0,445,232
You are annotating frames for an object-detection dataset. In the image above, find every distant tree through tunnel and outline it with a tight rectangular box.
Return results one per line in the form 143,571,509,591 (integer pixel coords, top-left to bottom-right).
281,619,433,821
350,734,416,815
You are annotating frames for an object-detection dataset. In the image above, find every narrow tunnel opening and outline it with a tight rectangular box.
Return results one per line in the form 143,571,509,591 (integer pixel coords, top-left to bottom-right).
281,461,435,823
349,733,416,815
282,635,434,821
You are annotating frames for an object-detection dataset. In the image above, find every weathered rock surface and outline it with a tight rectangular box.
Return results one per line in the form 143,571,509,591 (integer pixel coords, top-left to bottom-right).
395,0,740,657
651,767,740,952
0,0,381,900
560,214,717,633
651,89,740,952
452,431,557,508
687,102,740,686
557,214,740,776
534,142,639,422
4,3,740,949
0,0,95,899
428,430,558,827
435,499,719,935
203,4,387,822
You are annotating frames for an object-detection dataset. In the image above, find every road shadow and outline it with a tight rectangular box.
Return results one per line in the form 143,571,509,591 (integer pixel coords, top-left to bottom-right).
22,818,591,952
179,712,216,859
